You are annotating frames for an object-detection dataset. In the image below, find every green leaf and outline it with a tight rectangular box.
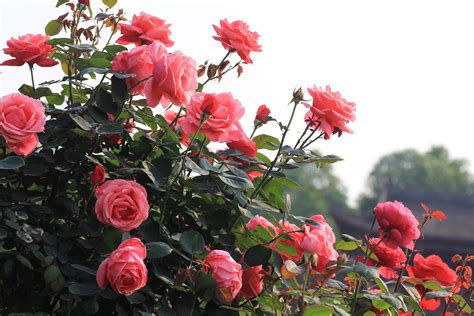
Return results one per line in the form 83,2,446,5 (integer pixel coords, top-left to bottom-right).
104,45,127,55
334,240,359,251
341,234,362,243
274,241,299,258
180,230,205,255
102,0,117,8
425,291,452,299
90,57,112,68
354,262,380,280
252,134,280,151
218,173,253,189
68,283,100,296
16,254,34,270
303,306,334,316
111,75,128,106
146,242,173,259
45,20,62,36
0,156,25,170
452,294,472,313
372,299,390,311
71,264,97,276
423,280,443,290
244,245,272,266
374,277,389,294
56,0,68,6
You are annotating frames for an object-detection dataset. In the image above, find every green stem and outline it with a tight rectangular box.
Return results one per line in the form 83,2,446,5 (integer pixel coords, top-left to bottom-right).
200,50,232,88
299,261,311,315
250,100,299,201
28,64,36,98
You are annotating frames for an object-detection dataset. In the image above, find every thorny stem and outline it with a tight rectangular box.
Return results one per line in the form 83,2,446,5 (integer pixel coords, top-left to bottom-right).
200,51,232,87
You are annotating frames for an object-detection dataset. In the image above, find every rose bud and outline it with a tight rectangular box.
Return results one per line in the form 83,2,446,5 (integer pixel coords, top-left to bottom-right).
255,104,271,123
90,165,106,185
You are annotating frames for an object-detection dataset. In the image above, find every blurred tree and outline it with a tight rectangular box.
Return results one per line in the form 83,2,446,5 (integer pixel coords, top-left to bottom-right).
358,145,474,212
285,162,350,218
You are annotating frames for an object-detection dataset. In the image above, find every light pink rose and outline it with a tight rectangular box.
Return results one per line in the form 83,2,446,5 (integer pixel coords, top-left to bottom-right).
303,215,338,272
213,19,262,64
117,12,173,47
203,250,243,303
96,238,148,296
181,92,244,142
95,179,149,232
304,85,356,139
1,34,57,67
0,93,45,156
239,265,265,299
374,201,421,249
112,45,154,95
144,42,198,108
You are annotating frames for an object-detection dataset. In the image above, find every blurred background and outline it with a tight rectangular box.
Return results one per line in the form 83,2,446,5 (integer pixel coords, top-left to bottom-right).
1,0,474,262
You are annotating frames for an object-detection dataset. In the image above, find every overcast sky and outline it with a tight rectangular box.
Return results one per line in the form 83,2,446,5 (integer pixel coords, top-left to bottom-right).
1,0,474,206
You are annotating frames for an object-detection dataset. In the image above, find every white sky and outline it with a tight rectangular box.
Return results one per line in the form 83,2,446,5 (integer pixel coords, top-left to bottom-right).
1,0,474,206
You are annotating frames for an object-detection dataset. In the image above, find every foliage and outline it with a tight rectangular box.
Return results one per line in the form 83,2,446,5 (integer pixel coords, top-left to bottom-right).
0,1,471,316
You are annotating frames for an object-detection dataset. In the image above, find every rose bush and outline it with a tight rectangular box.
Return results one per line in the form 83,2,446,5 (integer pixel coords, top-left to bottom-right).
0,1,471,315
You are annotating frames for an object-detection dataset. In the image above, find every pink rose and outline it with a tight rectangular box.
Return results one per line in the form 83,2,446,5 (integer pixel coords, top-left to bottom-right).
90,165,106,185
303,215,338,272
246,215,276,233
181,92,244,142
1,34,57,67
112,45,154,95
213,19,262,64
203,250,243,303
0,93,46,156
304,85,356,139
255,104,271,123
300,226,323,254
227,135,257,161
95,179,149,232
144,42,198,107
96,238,148,296
272,220,304,262
239,265,265,299
117,12,173,47
374,201,420,249
365,238,406,279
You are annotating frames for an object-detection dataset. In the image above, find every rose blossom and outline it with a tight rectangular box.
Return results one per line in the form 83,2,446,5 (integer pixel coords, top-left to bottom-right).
181,92,244,142
90,165,106,185
246,215,276,234
95,179,149,232
213,19,262,64
239,265,265,299
1,34,57,67
112,45,154,95
0,93,46,156
203,250,243,303
303,215,339,272
407,254,457,311
117,12,173,47
365,238,406,279
374,201,420,249
144,42,198,107
272,220,304,262
96,238,147,296
304,85,356,139
255,104,271,123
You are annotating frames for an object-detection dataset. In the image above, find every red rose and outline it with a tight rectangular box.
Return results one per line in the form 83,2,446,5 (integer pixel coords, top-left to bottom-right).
365,238,406,279
407,254,458,312
203,250,243,303
213,19,262,64
96,238,147,296
239,265,265,299
255,104,271,123
181,92,244,143
90,165,106,185
374,201,420,249
304,85,356,139
117,12,173,47
95,179,149,232
1,34,57,67
0,93,46,156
